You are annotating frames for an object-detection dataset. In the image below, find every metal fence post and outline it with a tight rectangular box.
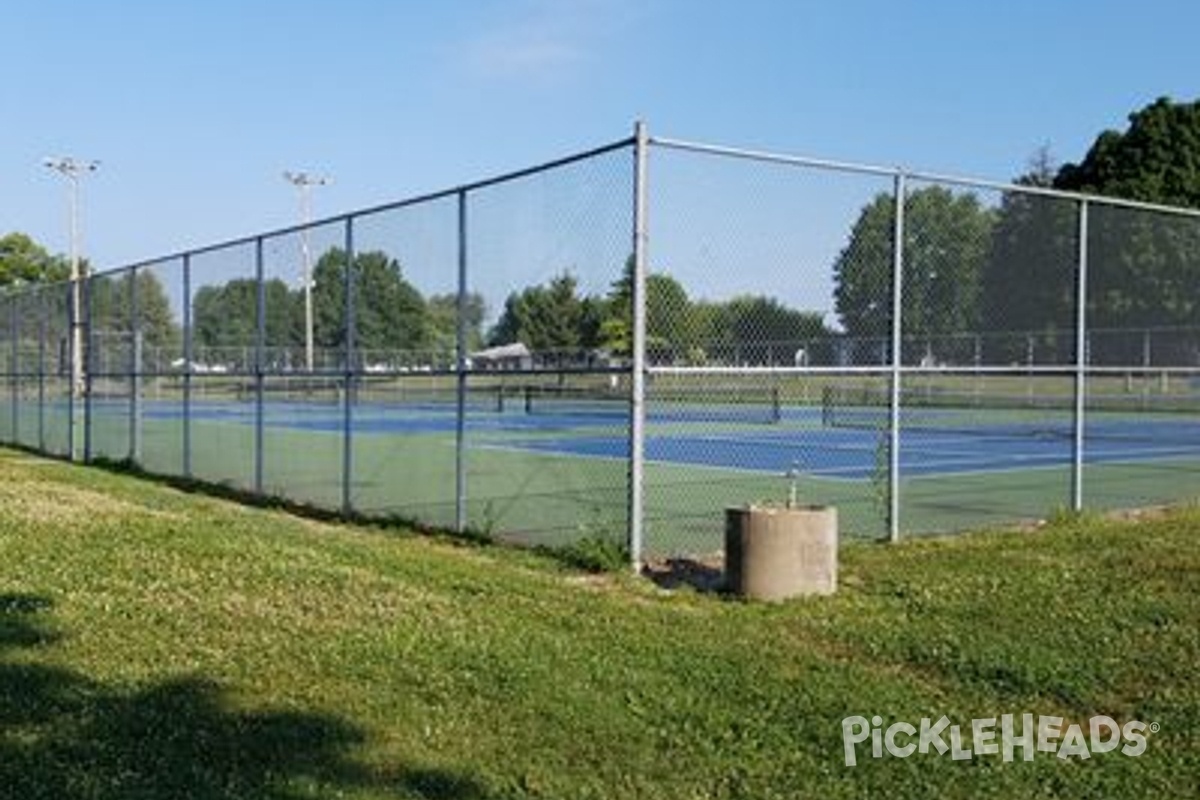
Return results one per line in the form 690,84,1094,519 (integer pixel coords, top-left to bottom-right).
130,266,142,463
182,254,193,479
889,172,906,543
1072,200,1089,511
628,121,649,570
342,217,355,516
255,237,265,495
455,190,469,533
66,282,76,460
83,275,93,462
9,291,17,444
37,289,46,452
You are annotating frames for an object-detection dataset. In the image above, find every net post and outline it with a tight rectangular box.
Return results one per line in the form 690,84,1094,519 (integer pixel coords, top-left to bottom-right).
454,189,469,534
182,254,193,479
628,121,649,571
342,216,356,517
1072,200,1089,511
888,172,905,543
254,236,265,495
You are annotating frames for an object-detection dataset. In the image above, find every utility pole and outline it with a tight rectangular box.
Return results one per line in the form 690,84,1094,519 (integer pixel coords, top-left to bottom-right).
283,170,331,372
43,156,99,402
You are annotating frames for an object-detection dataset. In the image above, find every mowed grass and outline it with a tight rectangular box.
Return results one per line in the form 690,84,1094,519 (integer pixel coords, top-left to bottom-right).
0,448,1196,798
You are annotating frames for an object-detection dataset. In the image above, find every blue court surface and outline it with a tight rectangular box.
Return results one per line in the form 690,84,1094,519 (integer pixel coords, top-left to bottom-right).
486,428,1200,480
119,400,1200,481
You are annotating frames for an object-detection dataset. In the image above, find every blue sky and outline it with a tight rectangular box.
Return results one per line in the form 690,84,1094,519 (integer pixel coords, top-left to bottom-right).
2,0,1198,295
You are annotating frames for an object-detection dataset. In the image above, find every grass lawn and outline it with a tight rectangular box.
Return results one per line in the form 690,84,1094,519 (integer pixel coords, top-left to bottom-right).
0,446,1196,798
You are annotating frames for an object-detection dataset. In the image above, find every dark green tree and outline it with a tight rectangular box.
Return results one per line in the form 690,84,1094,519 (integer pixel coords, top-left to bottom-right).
487,273,589,352
0,233,69,287
1055,97,1200,207
979,151,1078,363
192,278,293,351
87,270,179,348
1053,97,1200,362
600,261,695,359
832,194,896,341
833,186,995,361
85,270,181,372
427,292,486,353
696,295,828,366
308,248,431,356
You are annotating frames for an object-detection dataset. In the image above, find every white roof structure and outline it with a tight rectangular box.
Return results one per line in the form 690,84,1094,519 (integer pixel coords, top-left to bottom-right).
470,342,531,361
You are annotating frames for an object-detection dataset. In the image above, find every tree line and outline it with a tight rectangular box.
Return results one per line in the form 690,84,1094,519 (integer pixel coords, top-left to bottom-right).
484,260,829,365
188,249,484,364
833,96,1200,364
6,97,1200,368
82,253,830,368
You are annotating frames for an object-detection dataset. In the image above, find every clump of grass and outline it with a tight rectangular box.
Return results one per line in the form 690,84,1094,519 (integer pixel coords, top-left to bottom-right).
544,534,631,573
1044,504,1103,528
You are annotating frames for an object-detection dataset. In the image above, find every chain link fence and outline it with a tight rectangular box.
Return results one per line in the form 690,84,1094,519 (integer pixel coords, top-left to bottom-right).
3,127,1200,564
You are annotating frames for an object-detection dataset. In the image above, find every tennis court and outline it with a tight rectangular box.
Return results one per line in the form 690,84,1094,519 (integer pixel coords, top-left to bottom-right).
7,129,1200,562
112,388,1200,482
498,424,1200,480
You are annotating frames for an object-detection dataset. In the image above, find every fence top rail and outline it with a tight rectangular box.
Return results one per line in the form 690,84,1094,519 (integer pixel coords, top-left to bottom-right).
650,134,1200,220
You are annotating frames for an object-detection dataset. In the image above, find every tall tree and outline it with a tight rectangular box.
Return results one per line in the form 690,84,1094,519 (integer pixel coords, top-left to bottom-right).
696,295,828,366
833,187,995,361
1055,97,1200,207
427,292,486,354
86,270,181,372
1053,97,1200,362
192,278,293,367
832,193,897,341
979,152,1078,363
487,272,590,352
308,248,431,357
601,261,695,358
87,270,179,347
0,233,68,287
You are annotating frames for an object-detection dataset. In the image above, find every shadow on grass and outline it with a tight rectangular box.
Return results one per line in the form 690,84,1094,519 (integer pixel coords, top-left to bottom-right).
641,558,727,594
0,592,499,800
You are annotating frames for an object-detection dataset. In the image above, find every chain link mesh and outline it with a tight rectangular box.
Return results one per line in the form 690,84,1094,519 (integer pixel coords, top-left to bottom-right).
1083,204,1200,511
3,133,1200,561
462,145,632,548
645,145,896,556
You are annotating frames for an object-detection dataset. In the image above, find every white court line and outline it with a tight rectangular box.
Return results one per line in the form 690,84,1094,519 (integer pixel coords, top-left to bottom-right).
474,434,1200,484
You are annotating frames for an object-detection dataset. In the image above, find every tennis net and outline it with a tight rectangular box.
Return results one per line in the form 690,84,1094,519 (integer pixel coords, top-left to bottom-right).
821,384,1200,444
524,383,782,424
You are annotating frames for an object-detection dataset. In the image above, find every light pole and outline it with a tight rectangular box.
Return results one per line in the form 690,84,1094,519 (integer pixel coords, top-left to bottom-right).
43,156,99,402
283,170,330,372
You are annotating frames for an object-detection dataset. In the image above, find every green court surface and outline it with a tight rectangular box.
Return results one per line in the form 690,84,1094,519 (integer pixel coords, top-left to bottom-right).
4,388,1199,558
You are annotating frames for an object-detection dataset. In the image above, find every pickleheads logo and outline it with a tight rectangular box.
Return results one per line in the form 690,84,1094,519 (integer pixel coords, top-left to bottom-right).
841,714,1156,767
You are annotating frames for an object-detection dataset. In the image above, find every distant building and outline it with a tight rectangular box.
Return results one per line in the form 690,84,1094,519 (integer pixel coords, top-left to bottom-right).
470,342,532,371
